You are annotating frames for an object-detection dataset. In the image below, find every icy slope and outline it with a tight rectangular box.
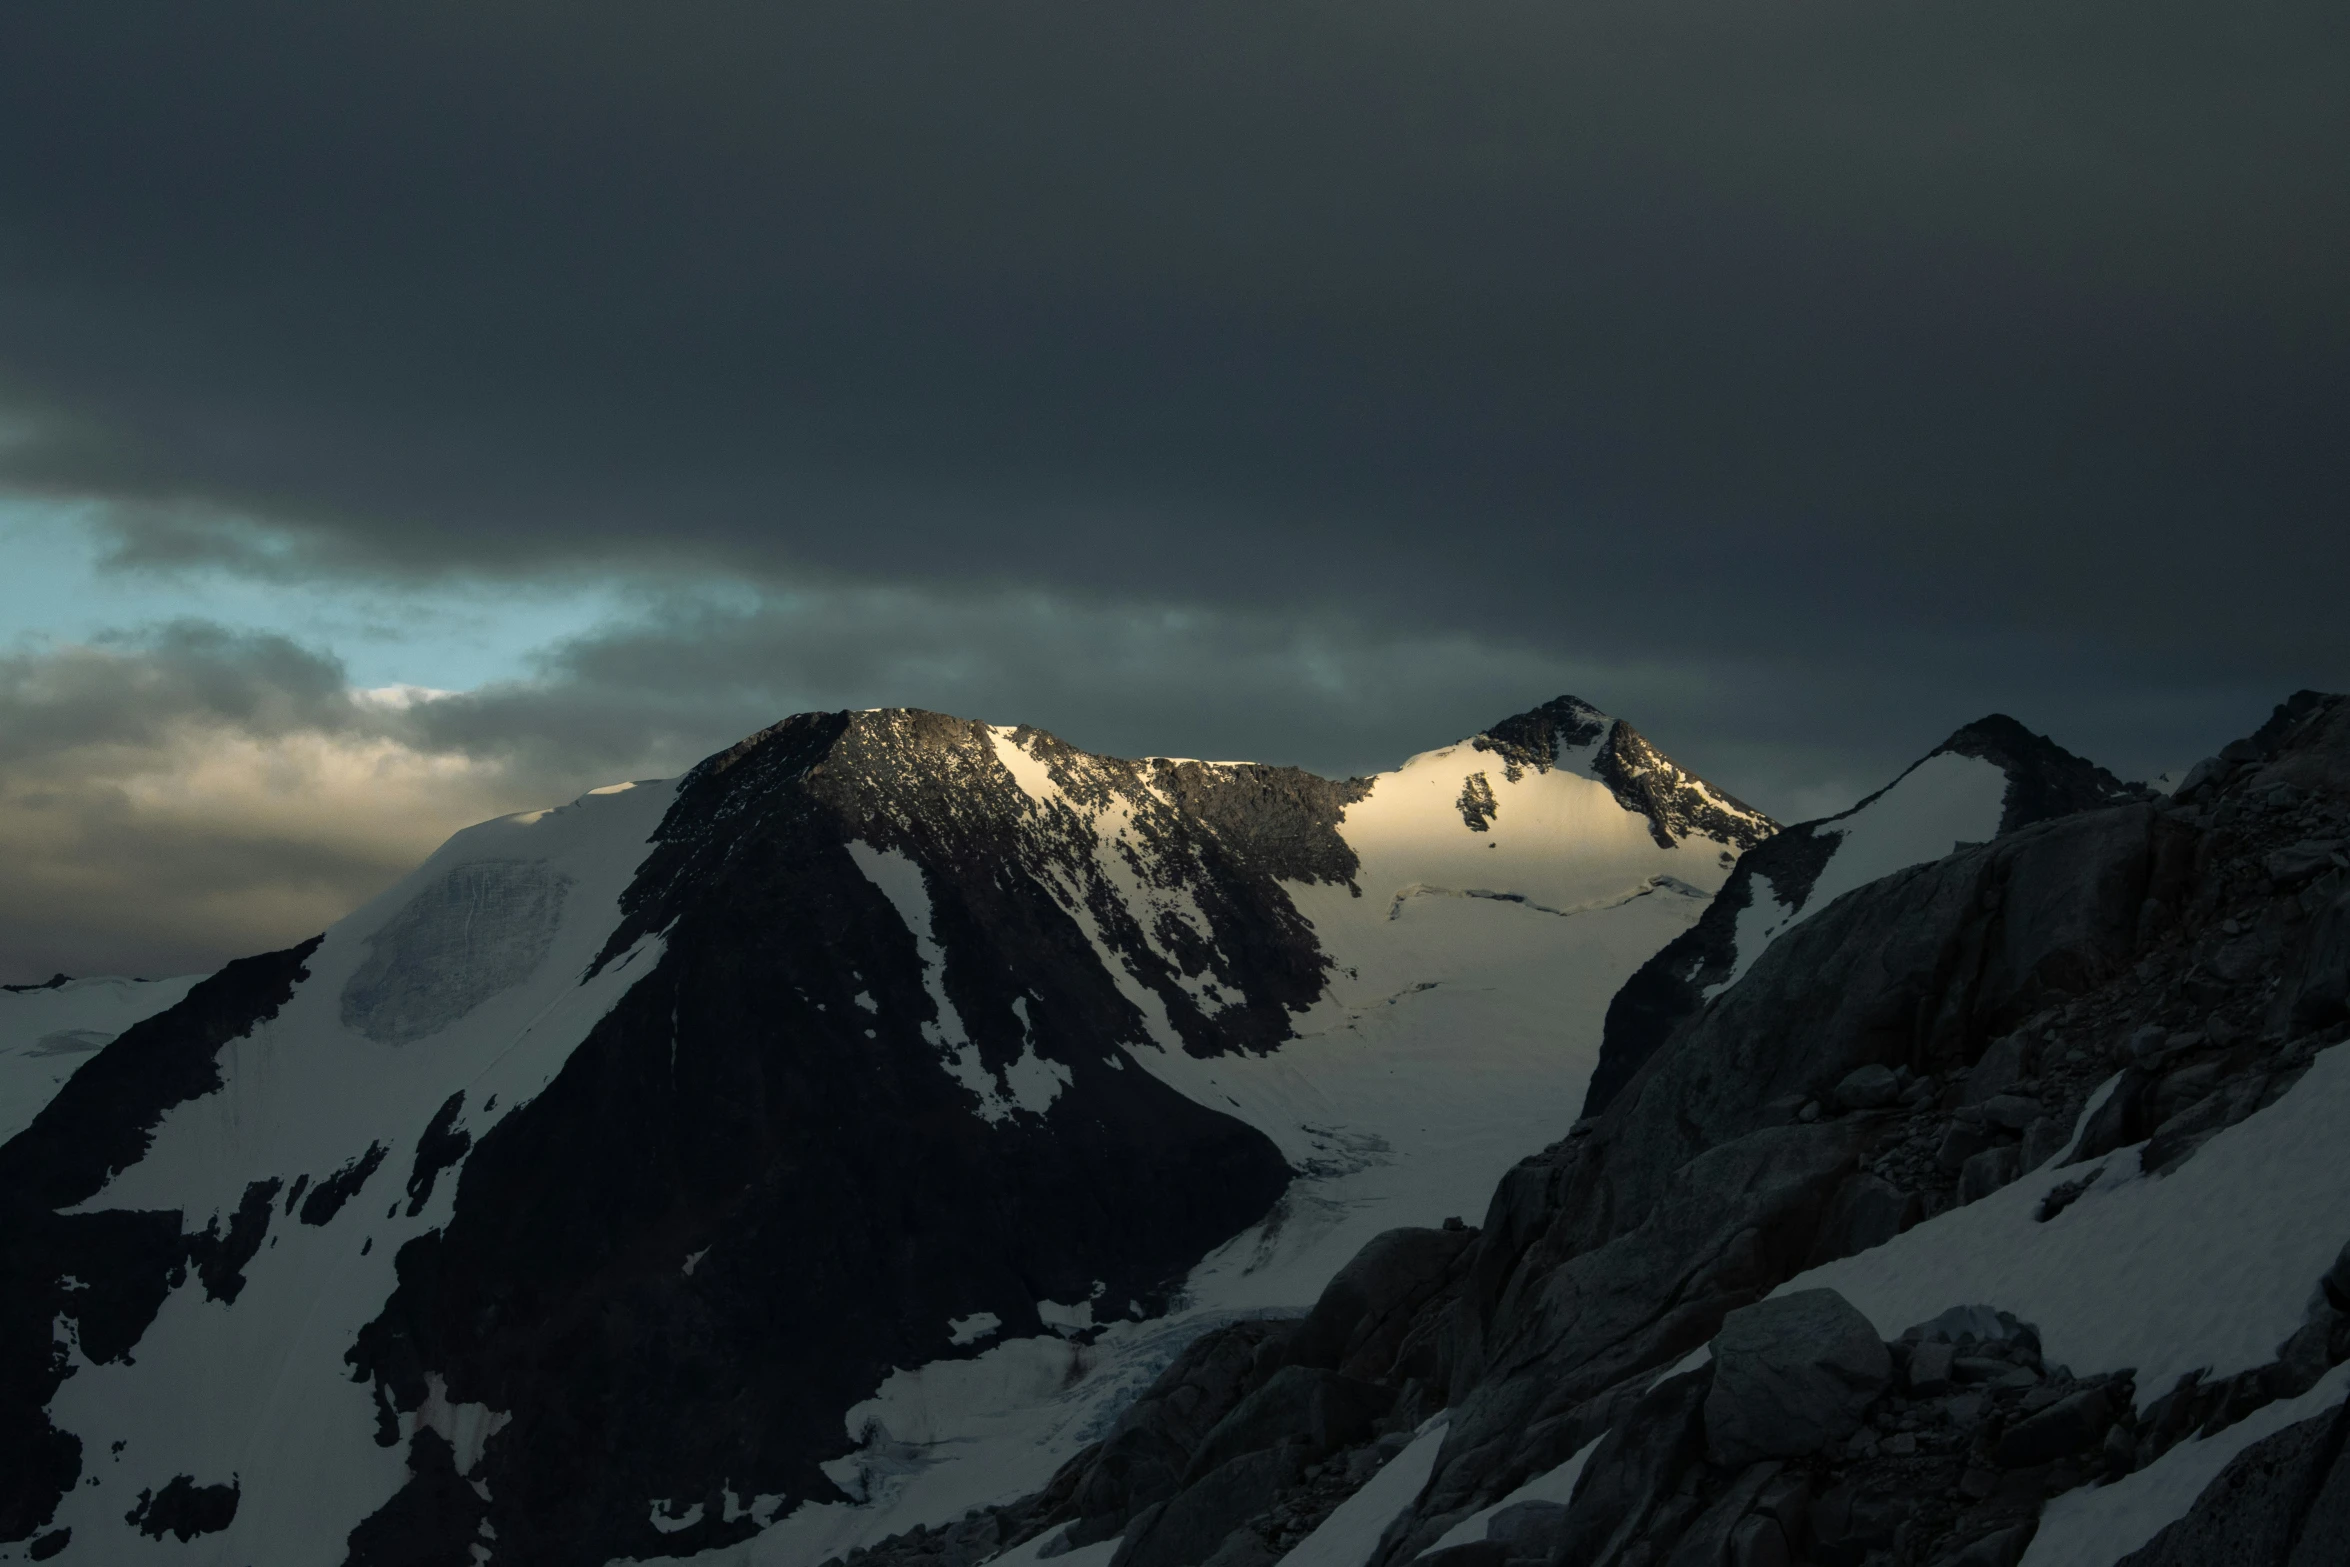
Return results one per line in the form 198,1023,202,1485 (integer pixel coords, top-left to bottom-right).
0,974,199,1143
1588,713,2144,1116
0,697,1765,1567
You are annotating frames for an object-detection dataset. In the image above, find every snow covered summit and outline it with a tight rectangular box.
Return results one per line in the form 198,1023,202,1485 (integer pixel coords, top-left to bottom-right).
0,696,1765,1565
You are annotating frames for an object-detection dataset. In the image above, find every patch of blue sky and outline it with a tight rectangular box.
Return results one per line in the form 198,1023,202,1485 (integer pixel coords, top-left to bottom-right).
0,497,630,694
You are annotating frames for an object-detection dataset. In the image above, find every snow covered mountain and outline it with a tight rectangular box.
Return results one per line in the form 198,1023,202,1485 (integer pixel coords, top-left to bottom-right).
0,696,1769,1565
1586,714,2145,1117
876,691,2349,1567
1,974,201,1146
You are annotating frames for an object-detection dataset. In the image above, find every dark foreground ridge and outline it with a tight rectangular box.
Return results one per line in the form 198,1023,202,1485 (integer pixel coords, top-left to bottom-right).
842,693,2350,1567
1585,714,2146,1119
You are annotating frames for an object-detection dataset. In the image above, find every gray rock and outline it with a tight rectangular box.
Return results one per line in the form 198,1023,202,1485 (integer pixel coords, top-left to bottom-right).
2019,1114,2071,1173
1196,1530,1278,1567
1109,1447,1300,1567
1705,1289,1892,1466
1660,1461,1783,1567
2272,879,2350,1034
1934,1524,2034,1567
1961,1034,2031,1105
1833,1064,1901,1111
1070,1321,1293,1531
1729,1514,1791,1567
2125,1024,2172,1067
1909,1340,1956,1394
2273,1314,2335,1399
2152,1061,2225,1125
2267,839,2345,889
1180,1366,1393,1483
2115,1399,2350,1566
1483,1500,1567,1554
1415,1546,1507,1567
1285,1226,1472,1379
1905,1304,2028,1345
1938,1121,2002,1174
1980,1094,2041,1132
1551,1369,1712,1567
1994,1385,2112,1467
1955,1356,2039,1389
1808,1172,1915,1265
1958,1144,2022,1204
2324,1240,2350,1312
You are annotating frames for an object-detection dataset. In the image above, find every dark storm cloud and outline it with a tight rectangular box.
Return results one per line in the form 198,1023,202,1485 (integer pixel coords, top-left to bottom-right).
0,0,2342,666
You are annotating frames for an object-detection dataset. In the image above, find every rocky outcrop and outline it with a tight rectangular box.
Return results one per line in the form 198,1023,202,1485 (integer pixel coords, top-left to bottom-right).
887,692,2350,1567
1587,714,2146,1118
1470,696,1775,855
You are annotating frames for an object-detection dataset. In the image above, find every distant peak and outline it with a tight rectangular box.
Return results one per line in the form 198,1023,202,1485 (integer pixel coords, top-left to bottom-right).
1472,695,1612,775
1905,713,2145,834
1468,696,1773,852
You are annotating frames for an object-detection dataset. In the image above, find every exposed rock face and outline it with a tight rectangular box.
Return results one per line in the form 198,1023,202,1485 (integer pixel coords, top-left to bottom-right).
1470,695,1775,855
871,692,2350,1567
1706,1290,1893,1466
1588,714,2146,1117
2116,1398,2350,1567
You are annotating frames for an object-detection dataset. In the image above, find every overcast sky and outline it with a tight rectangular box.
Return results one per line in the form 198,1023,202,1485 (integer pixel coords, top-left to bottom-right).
2,0,2344,981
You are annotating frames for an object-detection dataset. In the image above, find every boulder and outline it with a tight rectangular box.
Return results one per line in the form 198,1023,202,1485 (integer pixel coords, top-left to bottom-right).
2267,840,2345,890
1909,1340,1956,1394
1958,1145,2022,1204
1728,1513,1791,1567
1980,1094,2041,1132
2019,1114,2071,1172
1179,1366,1393,1483
1069,1322,1291,1532
1550,1369,1712,1566
1994,1386,2111,1467
1705,1290,1892,1466
1286,1226,1472,1378
1109,1447,1300,1567
1832,1065,1900,1111
1483,1500,1567,1557
1961,1034,2030,1105
1808,1173,1915,1265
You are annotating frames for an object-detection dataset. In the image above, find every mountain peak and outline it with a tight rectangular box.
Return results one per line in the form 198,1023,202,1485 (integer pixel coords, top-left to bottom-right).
1470,695,1774,853
1473,694,1613,774
1924,713,2148,834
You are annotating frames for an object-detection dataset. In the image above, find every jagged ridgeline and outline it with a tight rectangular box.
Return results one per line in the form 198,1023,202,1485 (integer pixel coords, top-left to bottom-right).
860,693,2350,1567
0,697,1772,1564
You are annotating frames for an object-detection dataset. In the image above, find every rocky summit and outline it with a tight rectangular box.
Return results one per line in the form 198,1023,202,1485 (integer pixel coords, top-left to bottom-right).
4,693,2347,1567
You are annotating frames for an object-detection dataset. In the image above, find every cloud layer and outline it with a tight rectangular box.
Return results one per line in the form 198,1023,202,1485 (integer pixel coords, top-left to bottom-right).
0,1,2341,976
